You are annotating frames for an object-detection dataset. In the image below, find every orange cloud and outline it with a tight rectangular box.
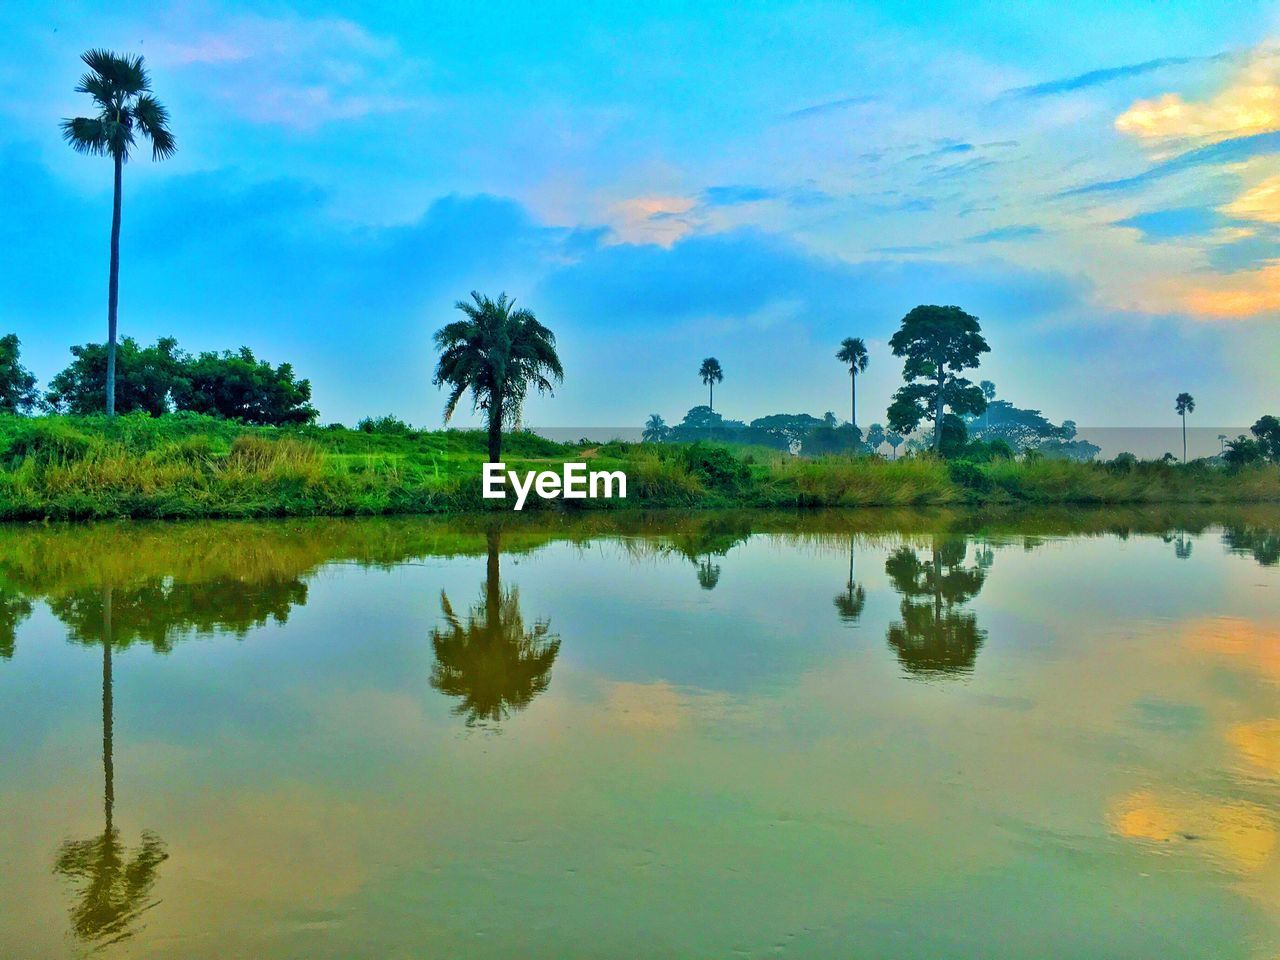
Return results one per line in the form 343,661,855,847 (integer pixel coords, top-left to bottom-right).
606,195,698,247
1222,173,1280,222
1116,55,1280,144
1177,263,1280,319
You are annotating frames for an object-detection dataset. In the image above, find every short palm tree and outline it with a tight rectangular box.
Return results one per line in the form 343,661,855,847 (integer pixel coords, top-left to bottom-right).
836,338,869,429
61,50,175,417
1175,392,1195,463
699,357,723,411
434,292,563,463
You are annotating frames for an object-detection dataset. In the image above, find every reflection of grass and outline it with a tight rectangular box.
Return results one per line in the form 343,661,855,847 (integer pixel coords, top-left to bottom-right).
0,412,1278,519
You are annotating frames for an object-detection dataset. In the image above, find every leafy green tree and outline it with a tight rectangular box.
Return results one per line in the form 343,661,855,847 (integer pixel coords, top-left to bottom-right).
643,413,670,443
429,530,560,725
699,357,724,411
45,337,184,416
171,347,317,425
1175,392,1195,463
433,292,563,463
0,334,39,413
1250,415,1280,462
62,50,175,418
836,337,869,429
887,305,990,453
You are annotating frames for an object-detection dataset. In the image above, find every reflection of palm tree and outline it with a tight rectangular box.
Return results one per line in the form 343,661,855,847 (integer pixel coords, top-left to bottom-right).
696,558,722,591
668,517,751,592
54,586,167,948
833,537,866,624
429,530,560,726
884,538,988,676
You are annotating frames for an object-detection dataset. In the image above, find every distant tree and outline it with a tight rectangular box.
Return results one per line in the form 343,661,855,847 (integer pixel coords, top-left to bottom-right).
865,422,886,454
980,380,996,428
171,348,317,425
1251,415,1280,462
887,305,990,453
45,337,184,416
0,334,39,413
969,400,1068,450
433,292,563,463
886,429,904,459
836,337,869,429
643,413,670,443
699,357,723,412
62,50,176,418
1218,433,1228,455
1175,392,1195,463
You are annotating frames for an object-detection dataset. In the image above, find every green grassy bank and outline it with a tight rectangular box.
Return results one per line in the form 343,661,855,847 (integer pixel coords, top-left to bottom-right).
0,413,1277,520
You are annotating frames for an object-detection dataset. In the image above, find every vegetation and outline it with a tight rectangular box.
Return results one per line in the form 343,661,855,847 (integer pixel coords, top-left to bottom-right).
0,413,1274,520
1176,391,1195,463
433,291,563,463
0,335,39,414
62,49,176,417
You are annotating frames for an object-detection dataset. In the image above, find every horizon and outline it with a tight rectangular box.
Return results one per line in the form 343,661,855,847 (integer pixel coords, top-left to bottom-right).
4,2,1279,437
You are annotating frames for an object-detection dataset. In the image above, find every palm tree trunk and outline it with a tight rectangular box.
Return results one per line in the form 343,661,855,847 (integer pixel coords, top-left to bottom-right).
487,386,503,462
932,367,946,452
106,152,123,419
850,370,856,429
709,381,714,412
485,529,500,630
1182,413,1187,464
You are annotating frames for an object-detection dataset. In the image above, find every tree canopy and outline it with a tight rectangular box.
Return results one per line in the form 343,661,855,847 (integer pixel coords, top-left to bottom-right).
887,305,990,452
0,335,39,414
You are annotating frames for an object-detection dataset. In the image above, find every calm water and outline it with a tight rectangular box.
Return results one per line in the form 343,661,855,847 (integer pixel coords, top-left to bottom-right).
0,508,1277,959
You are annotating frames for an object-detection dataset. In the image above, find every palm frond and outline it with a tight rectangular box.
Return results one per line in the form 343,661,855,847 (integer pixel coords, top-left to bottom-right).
60,117,109,156
133,95,176,159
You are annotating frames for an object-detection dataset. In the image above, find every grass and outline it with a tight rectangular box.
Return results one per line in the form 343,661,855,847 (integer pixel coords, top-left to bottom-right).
0,412,1276,520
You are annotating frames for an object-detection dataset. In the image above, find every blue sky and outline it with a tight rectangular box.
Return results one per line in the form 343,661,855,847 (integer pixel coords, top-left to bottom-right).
4,1,1280,430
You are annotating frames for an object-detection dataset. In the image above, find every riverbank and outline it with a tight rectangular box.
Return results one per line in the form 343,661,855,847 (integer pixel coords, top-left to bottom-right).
0,413,1277,520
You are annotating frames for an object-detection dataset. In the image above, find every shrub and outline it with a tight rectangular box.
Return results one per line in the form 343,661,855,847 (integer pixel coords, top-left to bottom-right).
681,443,751,491
948,460,992,492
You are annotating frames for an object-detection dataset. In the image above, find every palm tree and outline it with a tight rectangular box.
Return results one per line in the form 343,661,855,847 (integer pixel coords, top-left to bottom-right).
1175,392,1195,463
61,50,175,418
980,380,996,430
643,413,669,443
886,429,904,460
835,338,869,429
434,292,564,463
699,357,723,411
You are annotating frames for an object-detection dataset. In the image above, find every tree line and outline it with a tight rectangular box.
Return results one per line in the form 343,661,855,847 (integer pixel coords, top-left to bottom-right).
0,334,316,425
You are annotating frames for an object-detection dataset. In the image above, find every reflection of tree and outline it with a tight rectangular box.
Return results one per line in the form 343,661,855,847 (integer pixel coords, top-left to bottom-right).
668,517,752,591
0,588,32,659
429,530,560,726
884,538,988,677
1161,531,1194,560
1222,525,1280,566
54,587,168,949
833,537,866,624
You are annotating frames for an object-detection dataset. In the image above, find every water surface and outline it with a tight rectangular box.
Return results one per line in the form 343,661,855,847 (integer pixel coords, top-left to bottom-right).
0,508,1277,958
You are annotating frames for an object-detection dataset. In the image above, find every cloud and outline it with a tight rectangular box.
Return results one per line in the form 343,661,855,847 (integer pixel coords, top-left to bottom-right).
1222,173,1280,222
149,13,422,128
964,224,1044,244
1115,51,1280,144
1176,262,1280,319
1003,52,1232,99
1060,129,1280,195
605,195,699,246
906,142,975,162
781,95,876,121
702,185,781,206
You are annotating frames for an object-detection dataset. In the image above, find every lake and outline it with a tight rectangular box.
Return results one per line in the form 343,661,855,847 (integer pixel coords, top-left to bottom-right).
0,508,1277,959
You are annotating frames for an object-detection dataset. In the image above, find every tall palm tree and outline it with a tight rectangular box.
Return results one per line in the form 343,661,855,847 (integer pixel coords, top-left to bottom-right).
1175,392,1195,464
699,357,723,411
836,338,869,429
833,535,866,623
434,292,563,463
61,50,175,418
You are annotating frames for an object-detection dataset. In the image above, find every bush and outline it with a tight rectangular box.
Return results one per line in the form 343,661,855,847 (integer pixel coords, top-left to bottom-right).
948,460,992,492
358,415,413,435
681,443,751,491
0,420,101,467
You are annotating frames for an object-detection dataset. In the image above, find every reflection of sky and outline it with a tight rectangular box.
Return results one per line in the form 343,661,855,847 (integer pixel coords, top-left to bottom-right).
0,521,1276,957
6,2,1280,429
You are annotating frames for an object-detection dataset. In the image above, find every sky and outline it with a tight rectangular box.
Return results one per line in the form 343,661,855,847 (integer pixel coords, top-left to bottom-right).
4,0,1280,433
